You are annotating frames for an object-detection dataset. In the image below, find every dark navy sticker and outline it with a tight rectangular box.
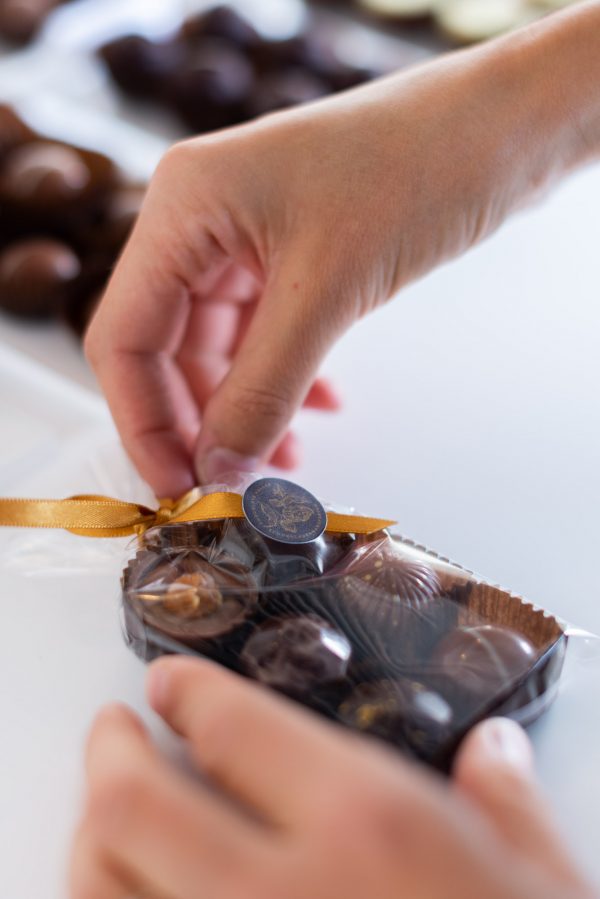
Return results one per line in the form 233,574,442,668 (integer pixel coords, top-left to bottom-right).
242,478,327,545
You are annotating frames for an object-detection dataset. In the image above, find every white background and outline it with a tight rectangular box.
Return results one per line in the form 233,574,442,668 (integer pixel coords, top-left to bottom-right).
1,1,600,896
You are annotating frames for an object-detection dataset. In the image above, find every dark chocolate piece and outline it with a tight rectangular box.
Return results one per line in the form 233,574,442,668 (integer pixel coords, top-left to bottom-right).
0,105,35,160
0,238,81,318
90,183,145,251
339,678,454,759
430,624,537,707
126,548,257,647
99,35,186,99
241,615,352,695
330,545,445,666
1,141,91,207
0,0,58,45
247,68,328,117
181,5,259,50
167,39,255,132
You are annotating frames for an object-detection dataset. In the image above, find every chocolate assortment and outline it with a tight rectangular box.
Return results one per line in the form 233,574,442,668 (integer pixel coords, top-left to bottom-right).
0,105,146,333
122,492,566,770
98,6,384,134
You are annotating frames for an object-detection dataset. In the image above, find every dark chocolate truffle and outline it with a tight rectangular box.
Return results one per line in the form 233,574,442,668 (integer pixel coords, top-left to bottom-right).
127,547,257,646
91,183,145,251
0,238,81,318
430,624,537,707
181,5,259,50
0,0,57,45
241,616,352,695
1,141,91,207
339,678,453,759
168,40,255,132
0,105,35,160
99,35,186,99
247,68,328,117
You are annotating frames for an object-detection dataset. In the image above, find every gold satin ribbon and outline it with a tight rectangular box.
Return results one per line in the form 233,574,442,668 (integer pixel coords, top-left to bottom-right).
0,489,395,539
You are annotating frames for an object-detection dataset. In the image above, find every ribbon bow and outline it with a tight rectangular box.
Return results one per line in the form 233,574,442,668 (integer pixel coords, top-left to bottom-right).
0,489,395,539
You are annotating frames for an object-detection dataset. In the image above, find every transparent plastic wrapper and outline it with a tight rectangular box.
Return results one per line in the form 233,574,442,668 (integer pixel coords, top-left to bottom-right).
120,477,569,772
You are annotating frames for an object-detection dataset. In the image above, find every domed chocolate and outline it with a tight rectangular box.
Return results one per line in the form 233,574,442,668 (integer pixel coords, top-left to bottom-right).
329,545,444,666
91,183,145,251
0,238,81,318
0,105,35,160
247,69,328,117
1,141,91,207
339,678,454,759
241,616,352,695
168,40,255,132
127,547,258,647
0,0,57,45
99,35,186,99
430,624,537,708
181,5,259,50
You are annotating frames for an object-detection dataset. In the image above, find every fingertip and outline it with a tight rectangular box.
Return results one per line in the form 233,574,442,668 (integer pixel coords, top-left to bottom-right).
146,656,214,716
454,718,535,785
85,703,147,772
304,378,342,411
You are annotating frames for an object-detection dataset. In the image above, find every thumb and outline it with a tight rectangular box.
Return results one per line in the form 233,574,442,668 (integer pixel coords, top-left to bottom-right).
453,718,583,886
194,258,346,484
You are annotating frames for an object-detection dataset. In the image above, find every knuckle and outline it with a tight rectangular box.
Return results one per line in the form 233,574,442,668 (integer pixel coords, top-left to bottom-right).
224,383,292,429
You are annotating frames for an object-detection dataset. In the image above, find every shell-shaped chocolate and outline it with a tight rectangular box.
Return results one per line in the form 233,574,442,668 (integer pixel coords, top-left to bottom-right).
326,546,445,670
339,548,442,612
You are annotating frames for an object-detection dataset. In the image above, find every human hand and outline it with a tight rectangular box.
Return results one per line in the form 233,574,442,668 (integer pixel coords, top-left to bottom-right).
85,4,600,498
70,657,595,899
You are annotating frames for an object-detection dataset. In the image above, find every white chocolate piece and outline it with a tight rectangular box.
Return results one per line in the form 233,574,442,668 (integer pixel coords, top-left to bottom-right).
435,0,538,43
359,0,435,19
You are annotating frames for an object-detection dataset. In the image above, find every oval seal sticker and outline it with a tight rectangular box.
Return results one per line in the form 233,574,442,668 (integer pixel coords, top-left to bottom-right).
242,478,327,545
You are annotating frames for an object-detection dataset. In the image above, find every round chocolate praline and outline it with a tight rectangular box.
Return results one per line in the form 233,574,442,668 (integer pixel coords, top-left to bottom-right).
99,35,186,99
430,624,537,712
0,105,35,160
0,238,81,318
168,40,255,132
0,0,56,45
1,141,91,208
127,547,258,650
181,5,259,50
339,678,454,760
241,616,352,696
247,68,329,117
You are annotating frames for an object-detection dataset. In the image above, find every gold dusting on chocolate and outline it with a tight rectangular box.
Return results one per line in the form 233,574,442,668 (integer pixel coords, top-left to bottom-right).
164,572,222,618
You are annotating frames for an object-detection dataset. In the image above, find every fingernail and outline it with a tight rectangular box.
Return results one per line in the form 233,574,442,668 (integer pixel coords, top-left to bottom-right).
477,718,534,773
196,447,260,485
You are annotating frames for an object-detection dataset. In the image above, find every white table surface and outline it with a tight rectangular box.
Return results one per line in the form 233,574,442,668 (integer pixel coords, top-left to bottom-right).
2,1,600,892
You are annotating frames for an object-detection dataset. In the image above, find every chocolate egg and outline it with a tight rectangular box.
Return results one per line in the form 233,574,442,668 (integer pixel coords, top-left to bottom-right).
0,238,81,318
1,141,91,207
339,678,454,759
241,615,352,695
168,39,255,132
430,624,537,709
